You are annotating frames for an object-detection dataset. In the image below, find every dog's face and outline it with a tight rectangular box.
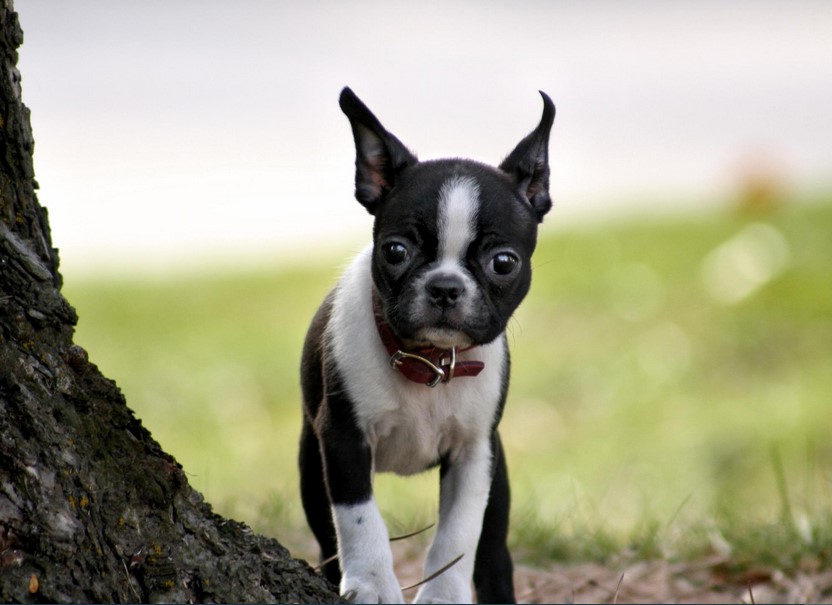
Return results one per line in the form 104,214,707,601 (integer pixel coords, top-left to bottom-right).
340,88,555,349
371,161,540,348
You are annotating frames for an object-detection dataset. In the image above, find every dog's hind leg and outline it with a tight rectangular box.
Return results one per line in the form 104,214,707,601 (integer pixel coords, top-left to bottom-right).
298,417,340,585
473,431,515,604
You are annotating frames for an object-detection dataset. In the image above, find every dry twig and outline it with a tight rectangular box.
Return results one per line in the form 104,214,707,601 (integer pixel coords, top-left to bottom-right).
611,572,625,604
315,523,436,572
400,554,465,592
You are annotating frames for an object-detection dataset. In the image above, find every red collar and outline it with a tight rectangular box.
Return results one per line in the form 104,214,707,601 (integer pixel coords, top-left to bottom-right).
372,291,484,387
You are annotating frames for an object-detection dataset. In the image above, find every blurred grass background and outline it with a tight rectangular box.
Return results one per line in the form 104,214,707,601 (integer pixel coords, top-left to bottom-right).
64,196,832,570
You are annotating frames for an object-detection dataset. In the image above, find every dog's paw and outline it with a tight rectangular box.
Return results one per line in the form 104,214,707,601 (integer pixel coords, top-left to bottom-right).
340,570,403,604
414,571,472,604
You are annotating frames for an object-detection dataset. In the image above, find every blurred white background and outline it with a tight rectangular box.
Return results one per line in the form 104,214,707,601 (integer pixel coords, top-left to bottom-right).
15,1,832,275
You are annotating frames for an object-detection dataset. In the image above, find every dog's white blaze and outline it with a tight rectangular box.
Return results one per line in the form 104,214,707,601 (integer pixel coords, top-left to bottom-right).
408,175,482,346
437,176,479,265
332,499,404,603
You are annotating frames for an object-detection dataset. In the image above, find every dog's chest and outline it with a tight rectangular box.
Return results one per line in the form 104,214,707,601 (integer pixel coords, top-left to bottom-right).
365,380,488,475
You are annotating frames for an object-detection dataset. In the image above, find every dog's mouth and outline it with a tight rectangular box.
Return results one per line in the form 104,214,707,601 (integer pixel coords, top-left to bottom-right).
388,287,495,350
404,305,492,349
412,325,473,350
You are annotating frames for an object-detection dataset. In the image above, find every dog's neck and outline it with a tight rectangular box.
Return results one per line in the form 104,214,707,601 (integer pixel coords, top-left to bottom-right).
371,290,484,388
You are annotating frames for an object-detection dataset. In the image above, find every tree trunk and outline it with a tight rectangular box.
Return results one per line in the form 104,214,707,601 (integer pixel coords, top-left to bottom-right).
0,4,339,602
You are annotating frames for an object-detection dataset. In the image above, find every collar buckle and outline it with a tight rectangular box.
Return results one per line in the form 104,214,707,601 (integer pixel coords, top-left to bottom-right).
390,349,454,387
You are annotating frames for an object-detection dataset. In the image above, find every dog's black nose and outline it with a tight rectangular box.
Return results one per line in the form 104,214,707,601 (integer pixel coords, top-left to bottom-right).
426,274,465,309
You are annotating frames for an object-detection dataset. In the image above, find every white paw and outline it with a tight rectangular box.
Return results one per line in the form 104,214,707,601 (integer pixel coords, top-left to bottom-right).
341,570,403,604
414,571,472,604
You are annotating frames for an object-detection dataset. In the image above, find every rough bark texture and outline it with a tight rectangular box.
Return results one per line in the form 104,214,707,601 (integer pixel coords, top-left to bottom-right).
0,4,339,602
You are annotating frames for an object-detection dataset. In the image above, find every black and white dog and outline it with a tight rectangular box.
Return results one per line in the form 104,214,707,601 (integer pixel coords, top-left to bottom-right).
299,87,555,604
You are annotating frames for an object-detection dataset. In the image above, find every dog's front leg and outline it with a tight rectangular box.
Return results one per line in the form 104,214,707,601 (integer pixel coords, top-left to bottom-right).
318,401,403,604
415,438,492,604
332,497,402,603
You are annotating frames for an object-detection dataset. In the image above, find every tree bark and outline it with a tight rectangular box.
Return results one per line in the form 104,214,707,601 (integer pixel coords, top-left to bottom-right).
0,3,339,602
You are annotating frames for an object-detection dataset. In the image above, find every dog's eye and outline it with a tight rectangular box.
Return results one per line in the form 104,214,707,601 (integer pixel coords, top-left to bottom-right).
382,242,409,265
491,252,519,276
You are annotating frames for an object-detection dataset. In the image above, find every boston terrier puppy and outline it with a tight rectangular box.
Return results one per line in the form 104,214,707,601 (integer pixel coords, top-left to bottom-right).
299,87,555,604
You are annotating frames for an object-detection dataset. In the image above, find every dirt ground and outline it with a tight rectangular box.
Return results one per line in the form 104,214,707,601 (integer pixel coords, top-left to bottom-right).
510,559,832,604
297,532,832,603
393,554,832,604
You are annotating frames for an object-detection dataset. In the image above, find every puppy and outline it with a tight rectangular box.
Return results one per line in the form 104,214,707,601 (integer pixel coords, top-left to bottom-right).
299,87,555,604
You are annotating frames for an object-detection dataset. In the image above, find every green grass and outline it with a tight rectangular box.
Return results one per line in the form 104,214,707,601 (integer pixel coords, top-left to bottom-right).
64,196,832,570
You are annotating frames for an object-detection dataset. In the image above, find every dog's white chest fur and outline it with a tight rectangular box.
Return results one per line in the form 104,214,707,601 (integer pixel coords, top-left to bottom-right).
327,245,506,476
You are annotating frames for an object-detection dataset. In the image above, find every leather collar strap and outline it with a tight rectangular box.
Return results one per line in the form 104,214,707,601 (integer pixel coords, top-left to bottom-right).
372,291,484,387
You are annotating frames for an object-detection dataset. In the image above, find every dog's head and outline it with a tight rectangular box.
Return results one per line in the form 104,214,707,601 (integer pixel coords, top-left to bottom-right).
340,87,555,349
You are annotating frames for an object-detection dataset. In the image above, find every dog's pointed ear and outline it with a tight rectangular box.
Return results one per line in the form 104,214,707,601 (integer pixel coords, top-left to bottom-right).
499,91,556,222
339,87,418,215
